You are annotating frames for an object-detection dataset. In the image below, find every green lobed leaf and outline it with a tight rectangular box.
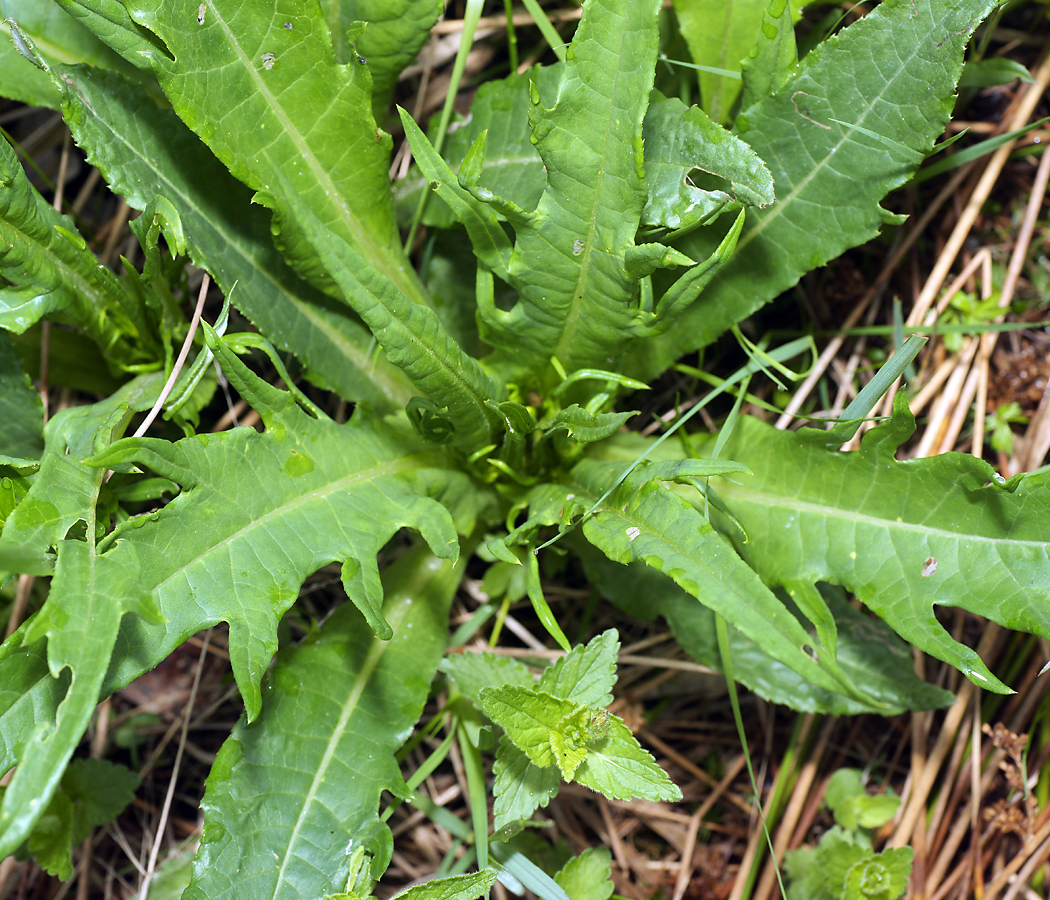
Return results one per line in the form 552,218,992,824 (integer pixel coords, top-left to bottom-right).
642,0,998,377
582,546,953,715
48,63,414,410
396,66,772,238
99,0,420,305
713,392,1050,693
467,0,663,376
0,538,151,858
505,459,875,703
0,346,482,854
393,67,561,231
85,340,465,720
281,185,503,449
184,543,464,900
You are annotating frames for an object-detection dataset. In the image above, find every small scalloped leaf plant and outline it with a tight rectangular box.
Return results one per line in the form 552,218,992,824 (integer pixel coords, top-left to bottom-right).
0,0,1046,895
784,768,913,900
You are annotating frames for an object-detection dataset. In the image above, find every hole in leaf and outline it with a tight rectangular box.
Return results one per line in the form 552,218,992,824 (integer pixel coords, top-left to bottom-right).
685,167,734,198
802,643,818,661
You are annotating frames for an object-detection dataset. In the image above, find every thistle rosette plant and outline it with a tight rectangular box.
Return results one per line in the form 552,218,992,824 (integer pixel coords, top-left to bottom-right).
0,0,1047,896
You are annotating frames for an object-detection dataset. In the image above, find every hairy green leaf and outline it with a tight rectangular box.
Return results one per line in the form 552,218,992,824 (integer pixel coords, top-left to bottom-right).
573,714,680,802
843,849,912,900
184,544,462,900
480,682,678,802
712,392,1050,694
492,736,560,832
479,686,570,769
537,629,618,707
439,651,534,701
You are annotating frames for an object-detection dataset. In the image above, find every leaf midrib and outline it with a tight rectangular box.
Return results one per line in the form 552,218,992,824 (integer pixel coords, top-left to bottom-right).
551,18,632,365
271,600,399,896
719,485,1050,551
148,451,438,596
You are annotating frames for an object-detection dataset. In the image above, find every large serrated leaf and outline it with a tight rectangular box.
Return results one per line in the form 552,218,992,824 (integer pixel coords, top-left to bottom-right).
537,629,618,707
0,344,477,856
642,0,998,376
491,735,560,832
49,63,414,411
87,340,463,719
184,543,460,900
505,459,880,704
712,392,1050,694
